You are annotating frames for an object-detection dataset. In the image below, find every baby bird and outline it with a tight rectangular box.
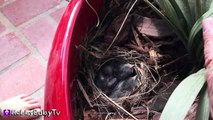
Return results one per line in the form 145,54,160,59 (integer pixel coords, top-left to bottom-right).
94,59,139,98
94,60,121,96
109,75,139,98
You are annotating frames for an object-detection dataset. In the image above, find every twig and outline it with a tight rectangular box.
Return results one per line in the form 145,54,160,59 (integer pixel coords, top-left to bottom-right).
104,0,138,54
132,24,156,48
130,84,143,96
77,45,104,59
145,105,150,120
101,92,138,120
77,79,93,107
85,0,100,27
141,34,156,48
132,26,143,47
160,54,189,69
125,44,148,53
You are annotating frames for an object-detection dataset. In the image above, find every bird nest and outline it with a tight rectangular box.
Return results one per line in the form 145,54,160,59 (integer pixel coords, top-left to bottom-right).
76,35,161,120
74,0,191,119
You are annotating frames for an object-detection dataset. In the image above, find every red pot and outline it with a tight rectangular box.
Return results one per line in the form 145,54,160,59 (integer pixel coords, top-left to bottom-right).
44,0,103,119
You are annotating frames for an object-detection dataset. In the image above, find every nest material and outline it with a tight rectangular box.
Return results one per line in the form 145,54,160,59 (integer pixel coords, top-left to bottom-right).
77,37,160,120
78,35,159,96
74,0,191,120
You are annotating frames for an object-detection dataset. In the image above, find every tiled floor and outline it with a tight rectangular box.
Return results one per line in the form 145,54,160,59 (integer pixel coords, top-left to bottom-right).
0,0,69,119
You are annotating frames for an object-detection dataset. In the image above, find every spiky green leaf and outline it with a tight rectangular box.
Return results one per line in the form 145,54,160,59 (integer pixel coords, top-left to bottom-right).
160,69,206,120
195,84,210,120
175,0,194,29
189,7,213,57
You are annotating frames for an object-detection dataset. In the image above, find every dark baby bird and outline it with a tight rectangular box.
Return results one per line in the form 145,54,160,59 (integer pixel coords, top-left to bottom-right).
94,59,139,98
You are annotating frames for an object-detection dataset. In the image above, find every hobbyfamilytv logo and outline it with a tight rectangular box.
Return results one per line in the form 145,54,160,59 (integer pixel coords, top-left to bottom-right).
1,109,60,117
3,109,10,116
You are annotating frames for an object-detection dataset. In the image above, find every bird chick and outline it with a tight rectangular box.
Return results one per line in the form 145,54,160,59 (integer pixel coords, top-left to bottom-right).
94,59,139,98
109,76,139,98
117,63,135,80
94,60,121,95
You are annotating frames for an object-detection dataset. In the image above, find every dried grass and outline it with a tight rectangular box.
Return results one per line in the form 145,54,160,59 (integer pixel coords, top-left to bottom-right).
74,0,187,119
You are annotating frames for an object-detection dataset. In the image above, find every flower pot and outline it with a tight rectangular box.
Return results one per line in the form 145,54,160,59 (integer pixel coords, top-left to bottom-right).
44,0,103,119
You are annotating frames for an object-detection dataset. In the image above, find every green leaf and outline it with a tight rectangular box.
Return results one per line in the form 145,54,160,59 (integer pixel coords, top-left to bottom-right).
160,69,206,120
189,4,213,43
168,0,189,25
145,0,213,68
204,0,213,12
188,8,213,60
196,84,210,120
160,0,188,43
188,0,196,22
195,0,202,20
145,0,188,47
175,0,194,29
